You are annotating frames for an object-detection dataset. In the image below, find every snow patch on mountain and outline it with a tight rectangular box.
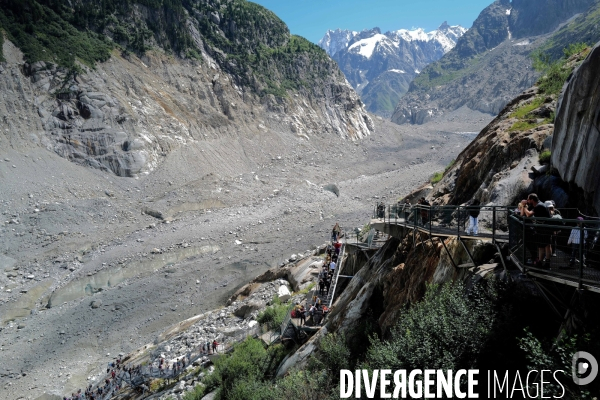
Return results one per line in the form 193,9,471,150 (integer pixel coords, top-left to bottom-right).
348,34,392,59
319,23,467,60
396,28,429,42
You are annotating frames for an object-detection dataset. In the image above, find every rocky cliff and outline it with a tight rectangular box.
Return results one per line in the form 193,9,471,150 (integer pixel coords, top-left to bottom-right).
416,47,589,209
0,0,373,177
391,0,597,125
552,41,600,215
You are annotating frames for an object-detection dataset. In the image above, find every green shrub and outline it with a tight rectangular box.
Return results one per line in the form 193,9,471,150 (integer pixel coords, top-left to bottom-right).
563,42,589,59
198,338,290,400
307,333,351,376
531,43,589,96
518,330,598,399
511,97,545,119
205,338,269,398
430,171,443,184
256,296,290,329
364,282,495,371
444,159,456,173
539,150,551,164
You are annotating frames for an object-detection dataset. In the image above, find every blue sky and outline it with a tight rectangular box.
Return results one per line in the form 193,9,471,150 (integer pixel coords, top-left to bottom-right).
250,0,494,43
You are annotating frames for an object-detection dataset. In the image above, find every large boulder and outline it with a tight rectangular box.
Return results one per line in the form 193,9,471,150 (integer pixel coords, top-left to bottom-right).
233,300,264,319
552,42,600,215
286,257,320,291
277,285,291,302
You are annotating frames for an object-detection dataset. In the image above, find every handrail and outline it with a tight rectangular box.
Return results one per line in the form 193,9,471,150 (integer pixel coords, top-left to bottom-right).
508,214,600,290
327,240,346,309
371,202,600,291
373,203,514,242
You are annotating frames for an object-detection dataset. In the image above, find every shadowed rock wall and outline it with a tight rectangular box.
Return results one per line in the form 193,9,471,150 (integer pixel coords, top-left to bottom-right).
552,42,600,215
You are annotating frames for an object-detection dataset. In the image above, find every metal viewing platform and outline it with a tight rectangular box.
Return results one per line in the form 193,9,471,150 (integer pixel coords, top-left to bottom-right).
370,203,600,293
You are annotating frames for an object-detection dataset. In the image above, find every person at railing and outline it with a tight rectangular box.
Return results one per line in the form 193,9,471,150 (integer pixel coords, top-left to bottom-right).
418,197,430,227
401,199,411,220
466,199,480,236
212,339,219,353
377,202,385,219
519,193,552,268
546,201,562,257
299,304,306,325
567,217,588,267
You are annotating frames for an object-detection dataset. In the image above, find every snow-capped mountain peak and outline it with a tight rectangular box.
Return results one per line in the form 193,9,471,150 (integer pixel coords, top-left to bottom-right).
317,22,467,116
347,34,395,59
395,28,429,42
317,28,358,57
319,23,467,59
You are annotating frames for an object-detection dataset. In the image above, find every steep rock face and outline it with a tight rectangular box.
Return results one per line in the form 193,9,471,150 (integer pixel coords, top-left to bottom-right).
318,29,358,57
509,0,596,39
0,0,373,177
552,42,600,215
326,232,495,338
319,24,465,116
391,0,596,125
426,86,555,207
453,0,511,58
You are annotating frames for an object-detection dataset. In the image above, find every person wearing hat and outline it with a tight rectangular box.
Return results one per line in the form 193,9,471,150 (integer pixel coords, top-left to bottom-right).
567,217,588,266
546,201,562,256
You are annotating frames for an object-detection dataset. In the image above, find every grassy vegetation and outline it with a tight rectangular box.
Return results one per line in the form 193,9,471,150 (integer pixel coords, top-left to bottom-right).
506,42,590,134
509,120,539,132
531,42,590,96
539,149,551,164
510,97,545,119
256,296,291,330
296,282,315,295
430,171,444,184
149,378,165,392
430,159,455,184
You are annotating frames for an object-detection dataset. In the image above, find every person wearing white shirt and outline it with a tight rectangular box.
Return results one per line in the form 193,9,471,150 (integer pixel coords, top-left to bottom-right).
567,217,588,264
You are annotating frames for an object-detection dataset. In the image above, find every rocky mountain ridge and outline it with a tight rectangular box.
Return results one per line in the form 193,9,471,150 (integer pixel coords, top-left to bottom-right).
318,23,466,116
391,0,598,125
0,0,373,177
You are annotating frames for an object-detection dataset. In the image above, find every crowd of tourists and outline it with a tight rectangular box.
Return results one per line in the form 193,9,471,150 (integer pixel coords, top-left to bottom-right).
515,192,596,269
62,338,225,399
291,223,343,327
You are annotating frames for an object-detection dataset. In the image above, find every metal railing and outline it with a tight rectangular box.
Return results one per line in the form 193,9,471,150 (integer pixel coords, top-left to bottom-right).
373,202,600,289
373,203,512,241
508,214,600,289
327,240,346,308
